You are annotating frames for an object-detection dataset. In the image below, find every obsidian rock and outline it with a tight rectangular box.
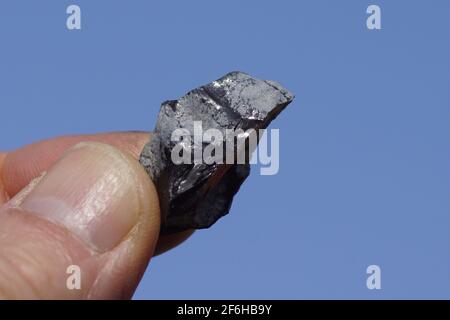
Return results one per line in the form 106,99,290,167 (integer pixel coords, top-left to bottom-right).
139,71,294,234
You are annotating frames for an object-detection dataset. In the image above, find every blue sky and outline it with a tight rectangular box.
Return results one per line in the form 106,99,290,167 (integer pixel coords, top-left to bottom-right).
1,0,449,299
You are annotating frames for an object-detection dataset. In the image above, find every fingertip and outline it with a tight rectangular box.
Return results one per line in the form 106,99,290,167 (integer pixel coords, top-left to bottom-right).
154,230,194,256
0,142,161,299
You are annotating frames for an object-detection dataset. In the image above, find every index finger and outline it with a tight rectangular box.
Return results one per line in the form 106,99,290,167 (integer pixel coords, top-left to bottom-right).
2,131,150,197
0,153,7,204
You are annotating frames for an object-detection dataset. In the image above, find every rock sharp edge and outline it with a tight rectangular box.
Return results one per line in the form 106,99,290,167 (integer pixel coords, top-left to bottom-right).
139,71,294,234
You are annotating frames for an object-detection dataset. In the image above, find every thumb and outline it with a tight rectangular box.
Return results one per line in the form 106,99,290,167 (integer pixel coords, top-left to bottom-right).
0,142,160,299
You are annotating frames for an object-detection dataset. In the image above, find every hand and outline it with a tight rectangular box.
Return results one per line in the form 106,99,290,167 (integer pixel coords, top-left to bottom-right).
0,132,192,299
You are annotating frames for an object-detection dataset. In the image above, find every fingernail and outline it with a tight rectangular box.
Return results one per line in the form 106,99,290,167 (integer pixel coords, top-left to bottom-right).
19,142,142,252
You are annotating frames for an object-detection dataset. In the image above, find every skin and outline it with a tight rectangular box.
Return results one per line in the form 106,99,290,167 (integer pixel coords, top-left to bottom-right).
0,132,193,298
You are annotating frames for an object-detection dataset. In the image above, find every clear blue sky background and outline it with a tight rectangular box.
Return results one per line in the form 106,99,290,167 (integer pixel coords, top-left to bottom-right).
1,0,449,299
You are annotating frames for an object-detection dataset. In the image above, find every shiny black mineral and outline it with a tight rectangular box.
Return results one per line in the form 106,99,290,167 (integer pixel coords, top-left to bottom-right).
139,72,294,234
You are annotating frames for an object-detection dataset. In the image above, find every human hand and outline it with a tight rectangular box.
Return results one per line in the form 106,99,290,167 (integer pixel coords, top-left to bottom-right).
0,132,192,299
